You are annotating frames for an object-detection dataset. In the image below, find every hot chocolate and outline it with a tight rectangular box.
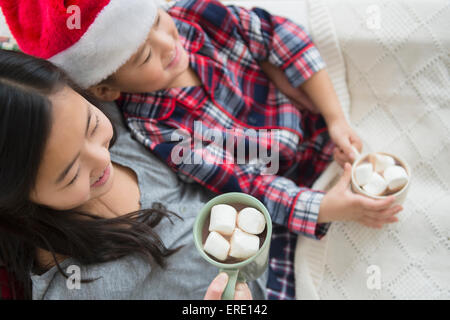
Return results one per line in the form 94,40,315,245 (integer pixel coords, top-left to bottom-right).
202,203,267,264
355,153,409,196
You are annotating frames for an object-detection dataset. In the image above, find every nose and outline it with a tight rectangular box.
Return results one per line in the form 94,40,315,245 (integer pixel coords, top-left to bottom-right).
152,28,176,66
84,141,111,185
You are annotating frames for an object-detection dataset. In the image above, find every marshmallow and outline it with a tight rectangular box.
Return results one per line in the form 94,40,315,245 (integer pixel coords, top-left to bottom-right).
203,231,230,261
229,229,260,260
373,154,395,174
209,204,237,236
237,207,266,235
383,165,408,192
354,162,373,186
362,172,388,196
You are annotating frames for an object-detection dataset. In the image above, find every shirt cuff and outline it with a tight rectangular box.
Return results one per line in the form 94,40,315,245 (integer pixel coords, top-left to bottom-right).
281,43,326,88
287,189,331,240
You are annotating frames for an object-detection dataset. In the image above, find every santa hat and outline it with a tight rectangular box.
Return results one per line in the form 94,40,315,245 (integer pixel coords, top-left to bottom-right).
0,0,158,88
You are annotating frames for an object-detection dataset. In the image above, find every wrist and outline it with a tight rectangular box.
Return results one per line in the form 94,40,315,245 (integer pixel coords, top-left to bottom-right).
318,194,331,223
324,110,347,128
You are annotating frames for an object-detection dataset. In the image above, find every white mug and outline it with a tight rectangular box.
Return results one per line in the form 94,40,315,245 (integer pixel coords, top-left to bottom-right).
350,146,411,205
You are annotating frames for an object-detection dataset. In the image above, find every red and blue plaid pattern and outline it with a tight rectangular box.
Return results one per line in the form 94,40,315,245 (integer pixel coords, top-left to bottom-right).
117,0,334,299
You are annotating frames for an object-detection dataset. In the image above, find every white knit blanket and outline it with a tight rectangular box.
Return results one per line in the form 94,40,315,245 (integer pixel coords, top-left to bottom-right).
295,0,450,299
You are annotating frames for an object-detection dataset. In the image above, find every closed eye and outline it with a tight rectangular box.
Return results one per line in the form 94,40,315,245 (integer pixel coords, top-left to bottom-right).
67,111,98,187
91,113,99,136
155,13,161,27
141,13,160,65
68,168,80,186
143,48,152,64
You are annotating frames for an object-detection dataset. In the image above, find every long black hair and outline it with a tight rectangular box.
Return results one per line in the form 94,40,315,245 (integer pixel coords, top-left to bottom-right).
0,49,181,299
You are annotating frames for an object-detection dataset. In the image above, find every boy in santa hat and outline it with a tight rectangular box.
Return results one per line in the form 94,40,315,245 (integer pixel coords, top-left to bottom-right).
2,0,397,300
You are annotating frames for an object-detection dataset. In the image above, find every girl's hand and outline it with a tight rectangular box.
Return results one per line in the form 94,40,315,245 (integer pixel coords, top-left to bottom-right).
318,163,403,229
328,118,363,167
203,273,253,300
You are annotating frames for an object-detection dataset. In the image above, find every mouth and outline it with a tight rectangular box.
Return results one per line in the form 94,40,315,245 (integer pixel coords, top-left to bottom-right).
91,164,111,188
166,44,180,69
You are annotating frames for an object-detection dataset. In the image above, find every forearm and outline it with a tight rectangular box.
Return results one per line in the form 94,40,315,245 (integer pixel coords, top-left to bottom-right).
300,69,346,125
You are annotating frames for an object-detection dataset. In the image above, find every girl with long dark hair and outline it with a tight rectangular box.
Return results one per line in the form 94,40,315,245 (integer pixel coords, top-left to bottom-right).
0,49,262,300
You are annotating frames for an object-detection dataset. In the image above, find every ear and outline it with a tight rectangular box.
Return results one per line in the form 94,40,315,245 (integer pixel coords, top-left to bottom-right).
88,84,121,102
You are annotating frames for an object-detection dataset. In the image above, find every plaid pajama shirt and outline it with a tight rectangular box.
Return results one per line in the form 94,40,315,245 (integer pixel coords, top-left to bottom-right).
117,0,334,300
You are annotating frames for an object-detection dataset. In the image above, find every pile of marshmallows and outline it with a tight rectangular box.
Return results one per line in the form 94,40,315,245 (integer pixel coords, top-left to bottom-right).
354,153,409,196
203,204,266,262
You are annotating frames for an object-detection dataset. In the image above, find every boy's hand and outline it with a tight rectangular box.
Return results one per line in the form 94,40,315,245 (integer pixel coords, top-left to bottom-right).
328,118,363,167
318,163,403,229
259,61,320,114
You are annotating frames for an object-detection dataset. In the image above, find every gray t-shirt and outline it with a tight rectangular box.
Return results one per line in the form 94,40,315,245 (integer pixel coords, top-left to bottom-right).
31,104,268,300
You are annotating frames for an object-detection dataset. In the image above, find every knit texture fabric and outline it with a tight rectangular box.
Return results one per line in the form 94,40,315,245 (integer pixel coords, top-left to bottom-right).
295,0,450,299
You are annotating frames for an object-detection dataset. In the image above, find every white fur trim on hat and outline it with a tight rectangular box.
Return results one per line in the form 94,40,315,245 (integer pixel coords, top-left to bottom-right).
49,0,158,89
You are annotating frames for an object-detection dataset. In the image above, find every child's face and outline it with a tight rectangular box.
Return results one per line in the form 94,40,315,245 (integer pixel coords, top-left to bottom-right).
108,8,190,93
29,86,115,211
